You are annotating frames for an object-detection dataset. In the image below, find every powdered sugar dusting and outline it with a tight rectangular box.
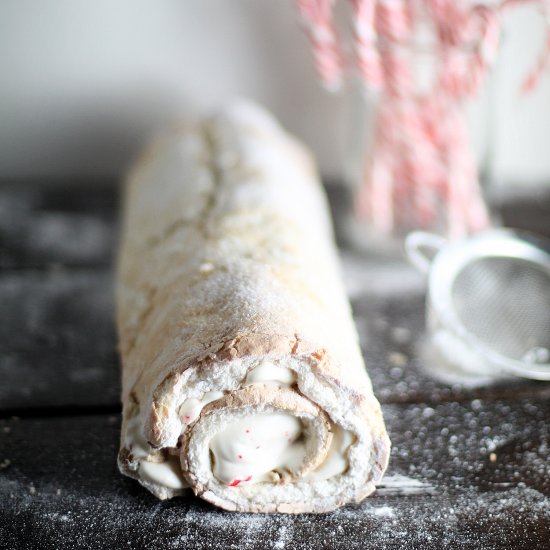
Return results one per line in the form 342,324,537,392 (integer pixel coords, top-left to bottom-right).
2,478,548,549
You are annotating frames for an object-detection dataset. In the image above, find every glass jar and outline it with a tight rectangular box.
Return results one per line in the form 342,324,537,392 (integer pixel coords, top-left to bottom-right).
342,37,496,255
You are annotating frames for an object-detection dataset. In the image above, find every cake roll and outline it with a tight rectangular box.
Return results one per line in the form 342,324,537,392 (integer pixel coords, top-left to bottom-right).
116,101,390,513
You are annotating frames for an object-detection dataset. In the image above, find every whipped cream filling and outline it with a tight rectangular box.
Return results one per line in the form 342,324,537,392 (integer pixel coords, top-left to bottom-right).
125,415,187,489
207,409,353,487
207,364,353,487
179,390,225,425
209,412,306,487
307,424,354,481
126,363,353,491
243,362,295,387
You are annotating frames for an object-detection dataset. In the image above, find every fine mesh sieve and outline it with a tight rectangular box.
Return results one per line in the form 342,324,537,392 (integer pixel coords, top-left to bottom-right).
406,229,550,381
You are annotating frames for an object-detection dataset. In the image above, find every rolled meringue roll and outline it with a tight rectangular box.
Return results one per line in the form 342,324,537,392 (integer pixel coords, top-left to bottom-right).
116,101,390,513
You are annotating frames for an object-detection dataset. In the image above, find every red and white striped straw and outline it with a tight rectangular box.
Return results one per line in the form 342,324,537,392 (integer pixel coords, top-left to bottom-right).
351,0,384,88
296,0,345,90
297,0,550,239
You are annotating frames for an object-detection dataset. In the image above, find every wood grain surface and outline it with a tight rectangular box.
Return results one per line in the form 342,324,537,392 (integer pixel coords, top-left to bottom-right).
0,181,548,549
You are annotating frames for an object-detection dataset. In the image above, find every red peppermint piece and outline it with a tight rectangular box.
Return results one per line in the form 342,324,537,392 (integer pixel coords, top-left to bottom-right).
229,475,252,487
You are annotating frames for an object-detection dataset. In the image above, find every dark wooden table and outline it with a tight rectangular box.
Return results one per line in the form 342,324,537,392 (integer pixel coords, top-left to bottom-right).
1,181,549,549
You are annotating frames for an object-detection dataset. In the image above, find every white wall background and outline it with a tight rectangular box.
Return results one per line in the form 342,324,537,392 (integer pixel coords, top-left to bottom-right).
0,0,549,184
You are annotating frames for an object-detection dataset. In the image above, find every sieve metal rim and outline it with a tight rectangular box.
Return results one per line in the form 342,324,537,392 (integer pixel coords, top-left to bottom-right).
409,229,550,380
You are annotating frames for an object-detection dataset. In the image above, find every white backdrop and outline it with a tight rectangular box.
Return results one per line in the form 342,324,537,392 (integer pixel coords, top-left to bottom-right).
1,0,549,185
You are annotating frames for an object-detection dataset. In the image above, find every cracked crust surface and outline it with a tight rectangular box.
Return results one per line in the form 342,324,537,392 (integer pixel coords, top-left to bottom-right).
116,102,390,513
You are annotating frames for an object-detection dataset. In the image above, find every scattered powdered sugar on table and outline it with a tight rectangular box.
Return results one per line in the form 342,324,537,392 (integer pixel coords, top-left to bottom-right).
2,471,548,550
376,474,436,496
0,188,113,268
367,505,395,518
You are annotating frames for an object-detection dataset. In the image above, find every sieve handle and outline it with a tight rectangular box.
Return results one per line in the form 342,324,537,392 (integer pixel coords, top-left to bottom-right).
405,232,446,274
